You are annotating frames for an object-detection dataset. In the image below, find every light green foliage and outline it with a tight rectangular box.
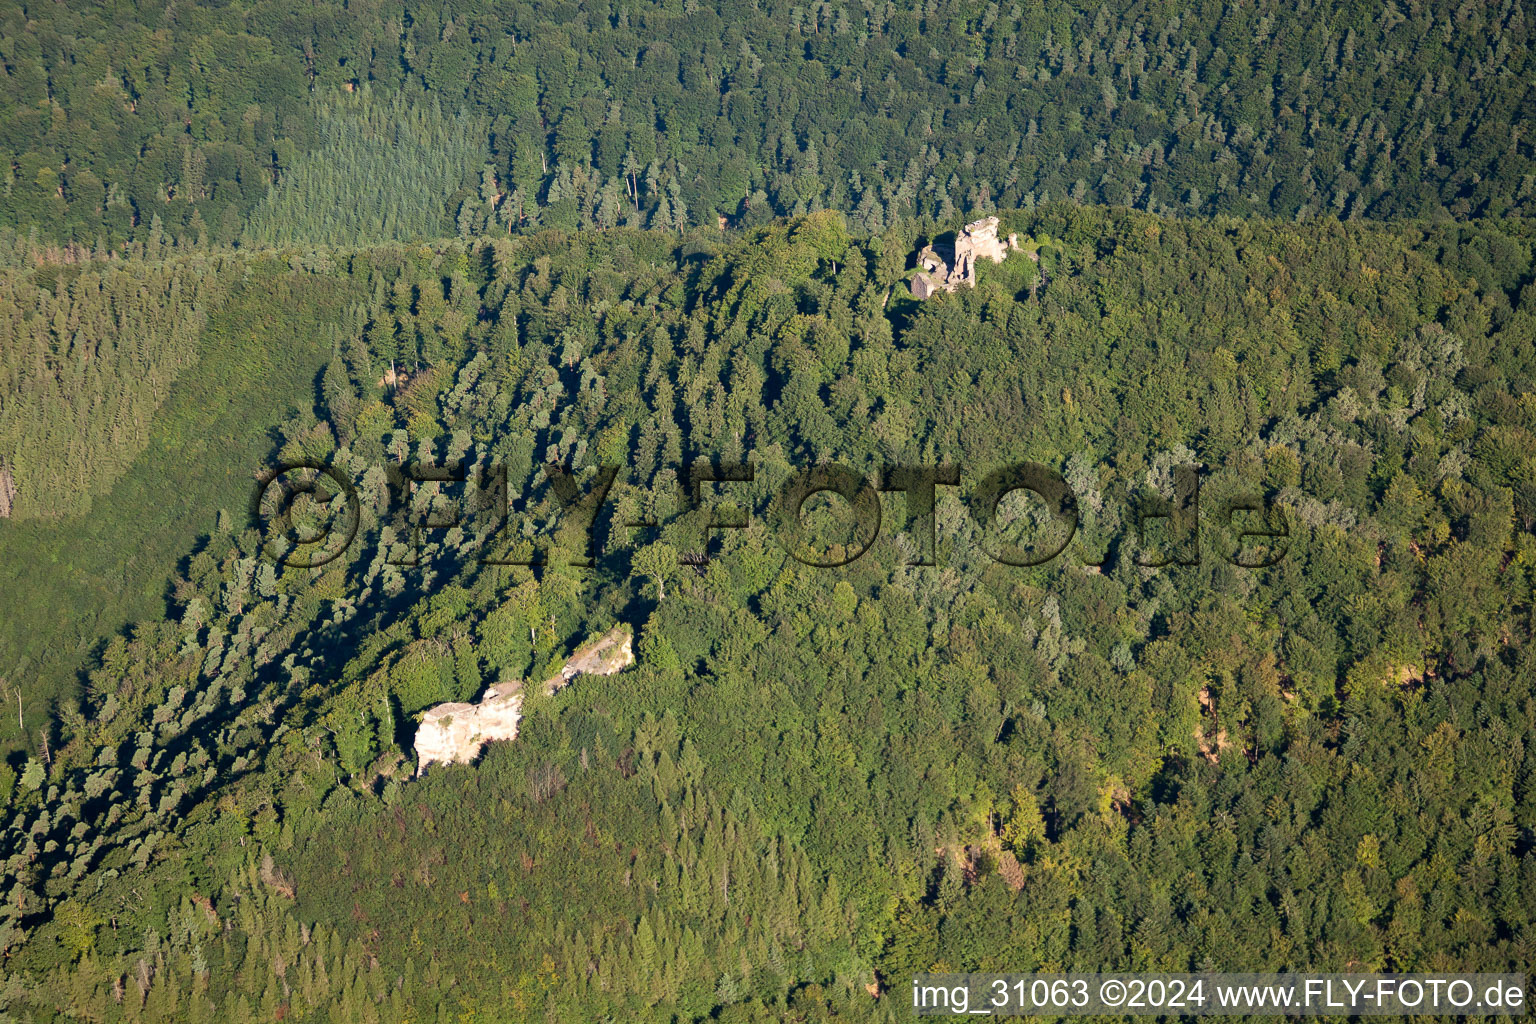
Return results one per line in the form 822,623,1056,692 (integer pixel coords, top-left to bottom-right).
0,258,237,518
242,90,489,248
0,209,1533,1021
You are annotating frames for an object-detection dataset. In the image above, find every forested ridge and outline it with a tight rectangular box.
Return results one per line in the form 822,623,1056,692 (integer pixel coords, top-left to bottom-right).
3,0,1536,1015
1,207,1534,1020
2,0,1534,254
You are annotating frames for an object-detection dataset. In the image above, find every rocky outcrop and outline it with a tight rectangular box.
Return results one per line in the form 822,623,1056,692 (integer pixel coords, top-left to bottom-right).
542,625,634,695
414,680,524,776
910,216,1018,298
413,626,635,774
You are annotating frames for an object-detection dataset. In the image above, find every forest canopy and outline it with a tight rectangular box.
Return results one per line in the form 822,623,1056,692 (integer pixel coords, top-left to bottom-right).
1,0,1533,257
0,207,1533,1020
2,0,1535,1018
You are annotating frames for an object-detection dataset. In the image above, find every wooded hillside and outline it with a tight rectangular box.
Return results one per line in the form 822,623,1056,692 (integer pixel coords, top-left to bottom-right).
1,208,1533,1020
2,0,1532,254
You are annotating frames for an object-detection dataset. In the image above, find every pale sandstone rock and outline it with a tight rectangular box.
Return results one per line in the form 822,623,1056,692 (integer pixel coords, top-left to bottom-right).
962,216,1009,264
414,680,523,776
909,216,1013,298
543,625,635,695
414,626,635,774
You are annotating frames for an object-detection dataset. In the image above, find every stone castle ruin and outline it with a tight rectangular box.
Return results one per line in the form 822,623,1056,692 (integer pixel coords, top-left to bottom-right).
910,216,1037,299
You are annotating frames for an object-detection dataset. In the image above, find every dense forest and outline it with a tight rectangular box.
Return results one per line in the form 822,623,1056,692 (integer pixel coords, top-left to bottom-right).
2,0,1534,255
0,206,1533,1020
0,256,237,519
3,0,1535,1018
